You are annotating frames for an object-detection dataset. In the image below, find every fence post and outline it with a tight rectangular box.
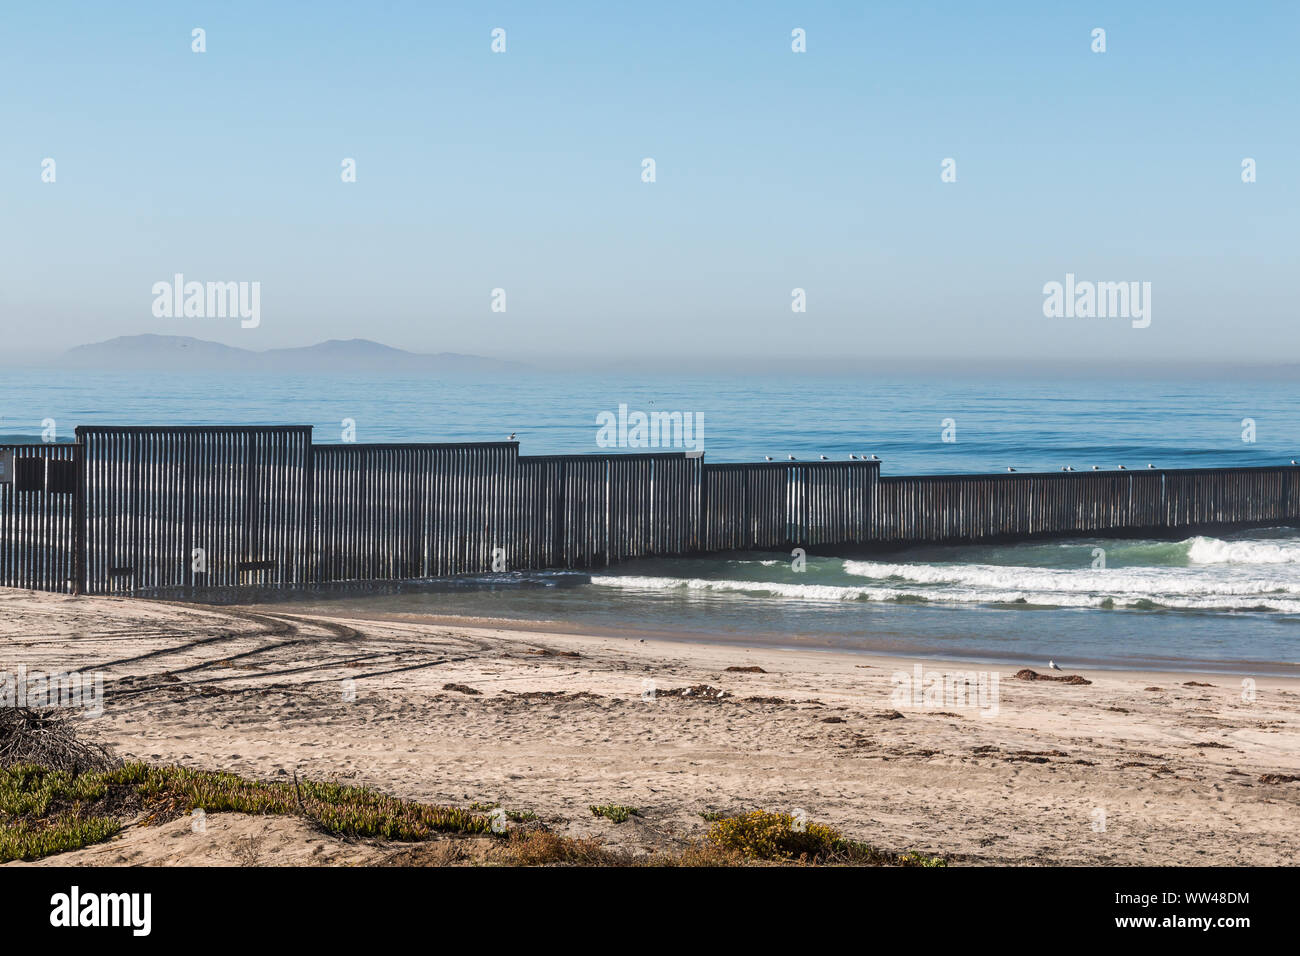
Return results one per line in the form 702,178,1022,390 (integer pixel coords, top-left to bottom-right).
73,440,86,595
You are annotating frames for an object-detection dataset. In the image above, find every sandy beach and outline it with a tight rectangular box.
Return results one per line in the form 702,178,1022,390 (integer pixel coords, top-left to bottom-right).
2,586,1298,866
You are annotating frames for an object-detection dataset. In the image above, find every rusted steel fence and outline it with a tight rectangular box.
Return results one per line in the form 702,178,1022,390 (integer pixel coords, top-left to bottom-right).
0,426,1296,595
310,442,516,582
77,426,312,594
872,467,1299,544
699,461,879,550
0,443,81,592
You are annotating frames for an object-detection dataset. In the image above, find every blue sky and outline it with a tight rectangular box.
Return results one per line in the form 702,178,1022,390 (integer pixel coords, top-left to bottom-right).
2,1,1296,365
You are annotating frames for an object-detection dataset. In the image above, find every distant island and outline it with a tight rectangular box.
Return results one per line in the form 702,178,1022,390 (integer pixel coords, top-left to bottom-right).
61,335,530,375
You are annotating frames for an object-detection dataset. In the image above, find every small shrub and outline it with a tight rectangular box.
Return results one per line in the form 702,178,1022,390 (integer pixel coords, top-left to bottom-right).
589,804,640,824
501,830,624,866
707,810,842,861
707,810,947,866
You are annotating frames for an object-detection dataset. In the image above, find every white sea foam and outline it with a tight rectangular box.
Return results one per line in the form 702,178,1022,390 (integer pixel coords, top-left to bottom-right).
1186,536,1300,565
590,575,887,603
589,571,1300,613
841,559,1299,596
591,534,1300,614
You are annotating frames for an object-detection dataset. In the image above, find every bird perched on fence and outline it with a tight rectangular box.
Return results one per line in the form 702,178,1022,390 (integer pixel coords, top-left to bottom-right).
507,432,516,441
1292,459,1297,466
788,454,797,461
848,454,857,460
819,454,829,460
869,454,880,461
1117,464,1127,470
1007,467,1016,472
1147,463,1155,469
1064,465,1075,472
764,455,773,461
1091,465,1100,471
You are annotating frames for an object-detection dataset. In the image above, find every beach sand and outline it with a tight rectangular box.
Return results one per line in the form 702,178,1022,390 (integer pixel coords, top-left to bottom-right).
2,587,1298,866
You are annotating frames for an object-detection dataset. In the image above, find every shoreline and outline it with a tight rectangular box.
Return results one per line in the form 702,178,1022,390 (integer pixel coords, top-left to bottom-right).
3,588,1299,866
240,600,1300,679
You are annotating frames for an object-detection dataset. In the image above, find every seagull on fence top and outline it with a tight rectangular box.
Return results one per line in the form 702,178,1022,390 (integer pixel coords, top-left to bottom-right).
819,454,829,460
1117,464,1127,470
1292,459,1297,465
1007,467,1016,472
788,454,797,461
1091,465,1100,471
1147,463,1155,469
848,453,857,460
764,455,773,461
507,432,516,441
869,454,881,461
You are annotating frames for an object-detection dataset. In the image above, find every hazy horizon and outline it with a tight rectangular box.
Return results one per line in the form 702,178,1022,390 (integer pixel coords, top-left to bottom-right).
3,1,1296,367
5,331,1300,380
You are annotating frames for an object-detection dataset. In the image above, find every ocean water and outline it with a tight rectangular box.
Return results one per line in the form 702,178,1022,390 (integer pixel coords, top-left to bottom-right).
3,368,1298,672
280,528,1300,676
1,367,1297,472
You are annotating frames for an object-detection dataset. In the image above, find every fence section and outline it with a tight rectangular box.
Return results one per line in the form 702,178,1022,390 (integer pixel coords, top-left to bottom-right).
701,461,879,551
872,467,1299,544
310,443,516,582
4,427,1299,595
0,443,81,592
76,426,313,594
516,453,701,569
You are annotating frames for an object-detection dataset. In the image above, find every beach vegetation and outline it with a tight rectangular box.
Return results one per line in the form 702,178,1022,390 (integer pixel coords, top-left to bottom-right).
0,761,496,862
706,810,946,866
589,803,640,823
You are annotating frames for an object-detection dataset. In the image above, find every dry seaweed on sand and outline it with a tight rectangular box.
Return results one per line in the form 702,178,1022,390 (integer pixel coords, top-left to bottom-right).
0,708,119,774
1011,669,1092,685
655,684,730,701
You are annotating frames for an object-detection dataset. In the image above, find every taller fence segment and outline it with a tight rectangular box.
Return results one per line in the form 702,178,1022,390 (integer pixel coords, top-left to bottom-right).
0,442,81,592
76,426,313,594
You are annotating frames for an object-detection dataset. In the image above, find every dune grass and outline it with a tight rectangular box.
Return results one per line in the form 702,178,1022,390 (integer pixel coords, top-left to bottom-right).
0,762,495,862
1,763,946,866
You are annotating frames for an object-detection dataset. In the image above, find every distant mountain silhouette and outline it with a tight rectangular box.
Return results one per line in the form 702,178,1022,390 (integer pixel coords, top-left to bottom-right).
62,335,529,375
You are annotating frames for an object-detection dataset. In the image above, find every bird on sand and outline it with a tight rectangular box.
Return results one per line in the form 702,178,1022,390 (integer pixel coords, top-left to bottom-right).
1048,660,1061,671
